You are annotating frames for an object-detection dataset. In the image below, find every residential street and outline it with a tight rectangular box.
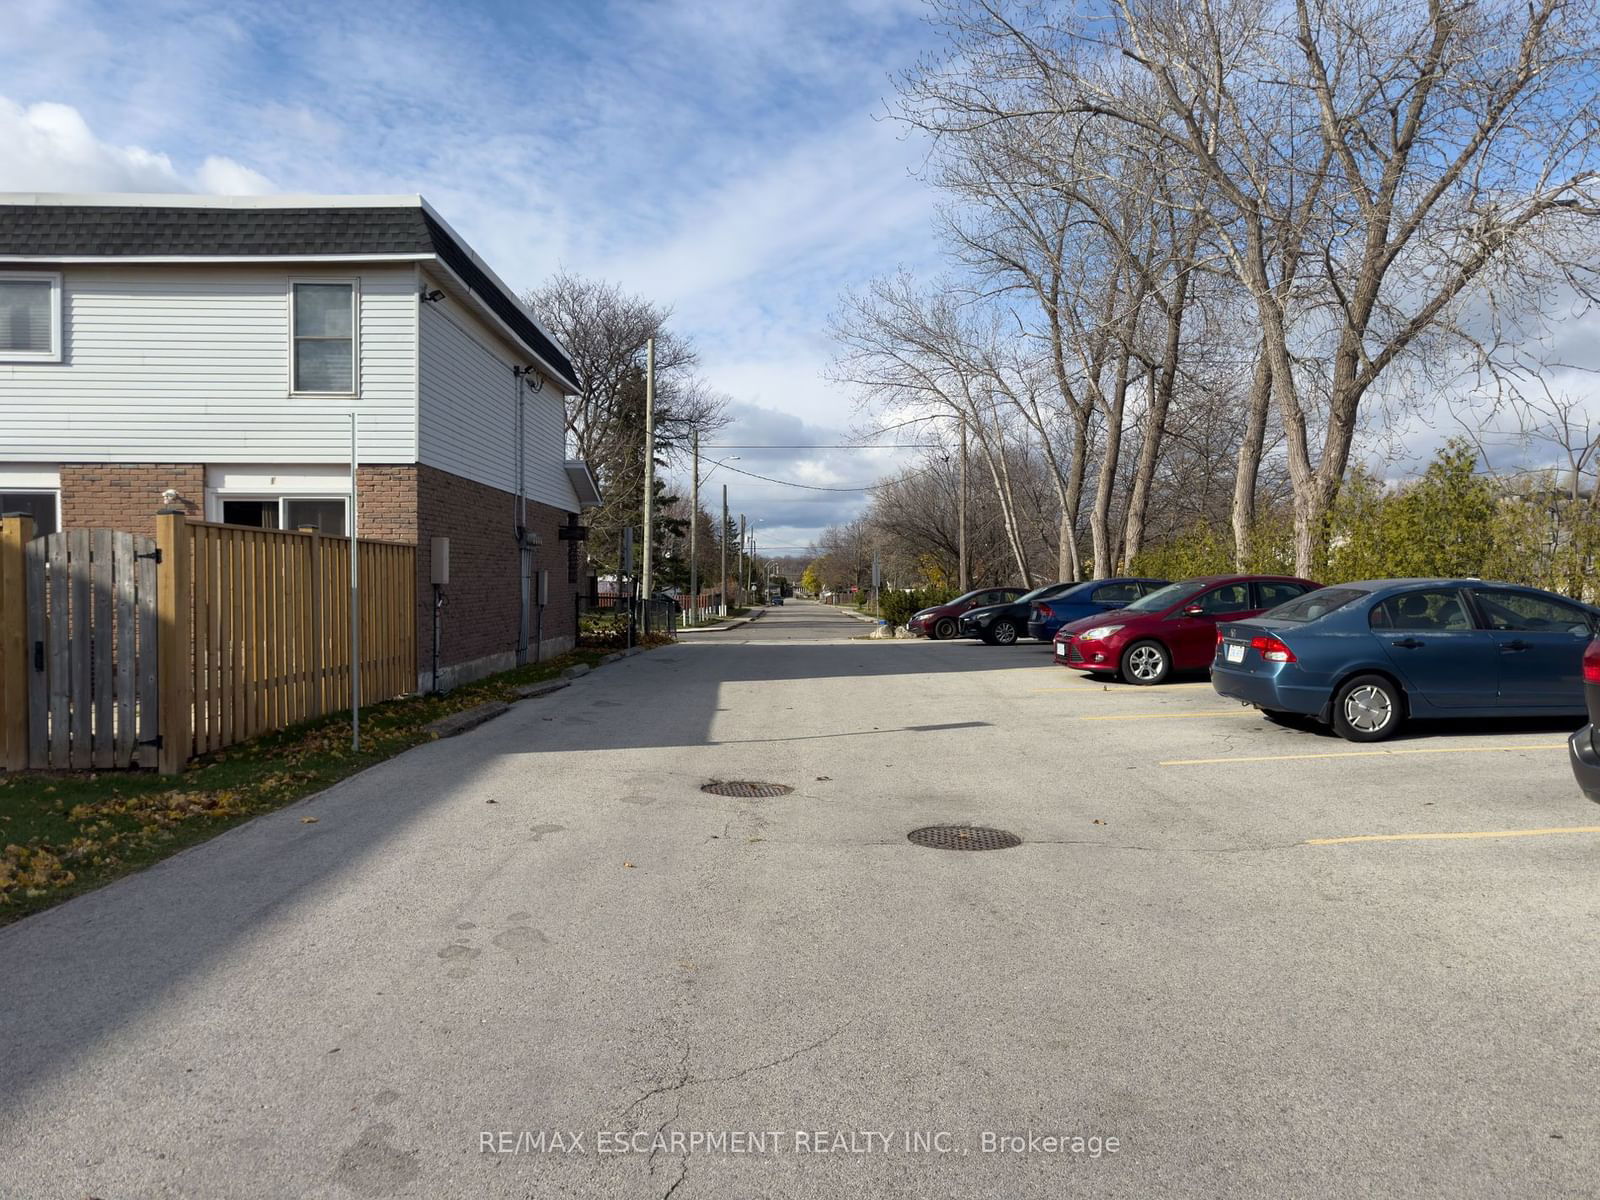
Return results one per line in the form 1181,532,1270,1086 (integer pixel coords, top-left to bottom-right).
2,600,1596,1199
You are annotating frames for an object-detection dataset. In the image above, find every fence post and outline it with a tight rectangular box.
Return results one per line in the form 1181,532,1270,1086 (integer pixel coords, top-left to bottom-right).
1,513,35,771
156,508,191,775
302,527,325,718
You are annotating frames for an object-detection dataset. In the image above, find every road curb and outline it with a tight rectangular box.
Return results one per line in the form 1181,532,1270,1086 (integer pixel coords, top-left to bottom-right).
424,701,510,739
562,663,592,679
677,607,767,634
512,679,570,700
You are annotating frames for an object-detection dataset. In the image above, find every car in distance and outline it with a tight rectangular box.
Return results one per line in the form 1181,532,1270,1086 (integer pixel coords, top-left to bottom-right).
1025,577,1172,642
1211,579,1598,742
1572,637,1600,801
958,582,1083,644
1053,575,1321,685
906,586,1028,640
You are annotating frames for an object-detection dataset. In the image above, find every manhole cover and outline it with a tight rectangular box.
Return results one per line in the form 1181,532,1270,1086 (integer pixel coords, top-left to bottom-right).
907,825,1022,851
701,781,795,798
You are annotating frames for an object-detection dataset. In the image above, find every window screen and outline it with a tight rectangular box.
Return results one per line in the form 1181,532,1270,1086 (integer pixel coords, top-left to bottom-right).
0,278,54,355
293,283,354,392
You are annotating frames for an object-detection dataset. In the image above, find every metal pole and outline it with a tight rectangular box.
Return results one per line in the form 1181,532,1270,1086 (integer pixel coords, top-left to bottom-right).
349,411,361,753
721,484,729,617
738,514,746,607
689,429,699,625
641,337,655,633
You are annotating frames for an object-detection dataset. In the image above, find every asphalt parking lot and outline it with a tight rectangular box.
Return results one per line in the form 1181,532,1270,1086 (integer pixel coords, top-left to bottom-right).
2,601,1595,1199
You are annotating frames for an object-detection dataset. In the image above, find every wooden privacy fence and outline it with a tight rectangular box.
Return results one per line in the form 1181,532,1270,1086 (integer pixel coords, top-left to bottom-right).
2,511,417,775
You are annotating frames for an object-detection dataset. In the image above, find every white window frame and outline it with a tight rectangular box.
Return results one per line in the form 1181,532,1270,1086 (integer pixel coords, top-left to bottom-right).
214,493,349,534
0,489,60,534
0,270,63,363
288,278,359,397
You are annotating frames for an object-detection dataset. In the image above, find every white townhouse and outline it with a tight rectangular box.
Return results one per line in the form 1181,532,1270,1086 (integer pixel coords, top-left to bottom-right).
0,192,600,688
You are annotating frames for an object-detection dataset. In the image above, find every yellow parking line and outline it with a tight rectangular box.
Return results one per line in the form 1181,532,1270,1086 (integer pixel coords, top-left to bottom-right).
1079,710,1255,721
1160,743,1568,766
1306,826,1600,845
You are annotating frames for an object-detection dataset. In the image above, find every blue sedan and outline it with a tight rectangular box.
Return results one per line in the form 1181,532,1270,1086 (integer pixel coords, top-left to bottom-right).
1024,577,1171,642
1211,579,1599,741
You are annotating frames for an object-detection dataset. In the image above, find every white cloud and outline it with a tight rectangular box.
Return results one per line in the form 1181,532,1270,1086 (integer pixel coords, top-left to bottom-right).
0,96,274,195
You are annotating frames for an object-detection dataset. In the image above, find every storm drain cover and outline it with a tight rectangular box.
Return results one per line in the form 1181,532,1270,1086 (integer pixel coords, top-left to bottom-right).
701,780,795,798
907,825,1023,851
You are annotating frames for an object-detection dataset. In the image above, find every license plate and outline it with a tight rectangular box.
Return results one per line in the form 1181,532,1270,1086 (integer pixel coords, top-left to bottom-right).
1055,643,1067,658
1224,642,1245,663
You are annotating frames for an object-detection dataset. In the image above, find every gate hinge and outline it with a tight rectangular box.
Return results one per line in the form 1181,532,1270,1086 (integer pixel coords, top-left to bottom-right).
138,735,163,749
135,548,163,563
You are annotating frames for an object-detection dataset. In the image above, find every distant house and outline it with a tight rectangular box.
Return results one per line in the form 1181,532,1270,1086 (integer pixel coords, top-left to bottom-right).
0,192,600,690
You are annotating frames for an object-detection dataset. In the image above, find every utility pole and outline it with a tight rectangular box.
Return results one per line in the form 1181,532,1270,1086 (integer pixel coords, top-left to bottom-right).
958,420,970,592
640,337,655,632
720,484,729,617
737,514,746,606
689,428,699,625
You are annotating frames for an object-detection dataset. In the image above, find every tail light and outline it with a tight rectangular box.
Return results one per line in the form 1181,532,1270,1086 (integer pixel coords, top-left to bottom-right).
1250,634,1296,663
1036,604,1054,620
1216,628,1225,646
1584,639,1600,684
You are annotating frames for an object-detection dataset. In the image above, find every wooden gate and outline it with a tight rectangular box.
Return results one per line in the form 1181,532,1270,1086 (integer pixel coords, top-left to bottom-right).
24,529,159,769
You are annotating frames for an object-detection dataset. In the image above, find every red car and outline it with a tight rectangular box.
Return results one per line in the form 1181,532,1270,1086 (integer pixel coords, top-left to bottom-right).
1053,574,1322,685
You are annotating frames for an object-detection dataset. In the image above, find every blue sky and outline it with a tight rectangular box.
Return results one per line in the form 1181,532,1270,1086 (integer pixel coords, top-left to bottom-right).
0,0,948,554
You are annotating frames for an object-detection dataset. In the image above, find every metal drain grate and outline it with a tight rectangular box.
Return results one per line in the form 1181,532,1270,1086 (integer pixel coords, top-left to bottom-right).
907,825,1023,851
701,780,795,798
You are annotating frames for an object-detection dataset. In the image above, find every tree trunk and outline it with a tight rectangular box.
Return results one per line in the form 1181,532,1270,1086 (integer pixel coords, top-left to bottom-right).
1090,349,1131,577
1231,354,1272,570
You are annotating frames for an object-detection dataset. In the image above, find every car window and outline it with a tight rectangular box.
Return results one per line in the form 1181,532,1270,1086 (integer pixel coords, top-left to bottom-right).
1471,588,1593,635
1123,580,1196,613
1264,587,1367,623
1091,582,1141,603
1255,581,1309,609
1191,583,1250,614
1370,589,1473,632
1137,580,1170,595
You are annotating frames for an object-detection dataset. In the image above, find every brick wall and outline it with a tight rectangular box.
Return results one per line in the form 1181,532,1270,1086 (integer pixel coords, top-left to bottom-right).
414,464,578,688
59,463,205,535
54,459,578,690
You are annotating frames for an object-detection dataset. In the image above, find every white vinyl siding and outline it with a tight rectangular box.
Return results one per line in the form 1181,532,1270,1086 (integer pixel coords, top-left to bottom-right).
417,299,577,511
0,264,417,462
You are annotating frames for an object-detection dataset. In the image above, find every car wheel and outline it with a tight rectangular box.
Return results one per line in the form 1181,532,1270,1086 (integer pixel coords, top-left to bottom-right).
1121,640,1170,685
933,617,957,640
1331,674,1402,742
992,620,1018,645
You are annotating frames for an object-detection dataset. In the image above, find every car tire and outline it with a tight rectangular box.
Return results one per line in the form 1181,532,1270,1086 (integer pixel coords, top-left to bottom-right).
1331,674,1402,742
992,620,1018,646
1121,640,1170,685
933,617,957,640
978,628,998,645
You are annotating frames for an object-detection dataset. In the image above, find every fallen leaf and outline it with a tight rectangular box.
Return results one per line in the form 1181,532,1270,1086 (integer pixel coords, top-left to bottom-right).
301,816,319,824
815,775,831,781
485,799,498,805
1092,818,1105,825
623,861,636,868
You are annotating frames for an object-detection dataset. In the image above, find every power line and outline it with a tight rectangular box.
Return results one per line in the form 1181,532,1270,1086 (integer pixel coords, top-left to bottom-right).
715,462,886,492
701,443,938,450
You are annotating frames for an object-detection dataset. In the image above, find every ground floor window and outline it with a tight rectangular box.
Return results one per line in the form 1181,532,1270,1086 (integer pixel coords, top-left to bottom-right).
0,490,59,535
221,496,346,535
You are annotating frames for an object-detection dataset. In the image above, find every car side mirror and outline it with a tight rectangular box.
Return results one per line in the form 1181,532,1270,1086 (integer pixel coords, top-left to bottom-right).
1183,604,1205,617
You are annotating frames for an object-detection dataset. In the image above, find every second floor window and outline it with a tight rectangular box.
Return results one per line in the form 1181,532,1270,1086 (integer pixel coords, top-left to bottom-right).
292,282,355,393
0,272,61,362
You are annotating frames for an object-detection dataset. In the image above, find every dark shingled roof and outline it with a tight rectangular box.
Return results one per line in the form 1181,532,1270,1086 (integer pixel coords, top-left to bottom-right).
0,202,575,386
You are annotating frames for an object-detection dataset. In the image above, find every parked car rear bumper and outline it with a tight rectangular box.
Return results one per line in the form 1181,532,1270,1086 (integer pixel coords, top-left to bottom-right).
1210,664,1326,717
1570,724,1600,802
1027,620,1059,642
